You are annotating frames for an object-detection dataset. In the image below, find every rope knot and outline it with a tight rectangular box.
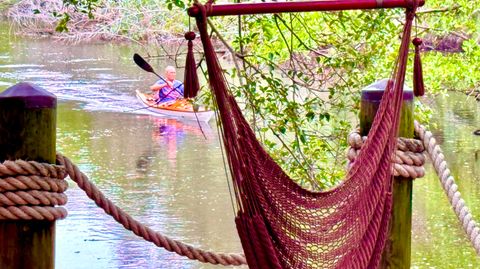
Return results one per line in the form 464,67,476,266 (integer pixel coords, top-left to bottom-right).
0,159,68,221
347,132,426,179
406,0,421,11
406,11,416,21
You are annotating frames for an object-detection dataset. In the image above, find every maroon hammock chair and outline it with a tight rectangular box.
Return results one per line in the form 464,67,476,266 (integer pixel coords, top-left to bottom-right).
186,0,425,268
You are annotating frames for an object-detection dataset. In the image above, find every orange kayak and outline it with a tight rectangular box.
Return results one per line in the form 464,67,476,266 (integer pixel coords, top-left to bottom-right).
135,90,214,122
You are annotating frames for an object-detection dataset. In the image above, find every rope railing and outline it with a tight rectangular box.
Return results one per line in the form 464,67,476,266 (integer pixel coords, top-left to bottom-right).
1,123,479,265
0,155,246,266
350,123,480,256
57,154,247,266
415,121,480,255
347,131,426,179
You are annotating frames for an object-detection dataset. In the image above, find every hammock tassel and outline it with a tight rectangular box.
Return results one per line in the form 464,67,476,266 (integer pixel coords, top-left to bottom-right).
413,37,425,97
184,31,200,99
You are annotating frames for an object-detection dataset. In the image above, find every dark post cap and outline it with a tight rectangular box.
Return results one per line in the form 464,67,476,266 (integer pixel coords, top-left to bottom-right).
361,79,413,101
0,82,56,108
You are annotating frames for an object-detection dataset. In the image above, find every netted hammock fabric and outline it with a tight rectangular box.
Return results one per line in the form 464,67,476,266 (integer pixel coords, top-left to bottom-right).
191,1,421,268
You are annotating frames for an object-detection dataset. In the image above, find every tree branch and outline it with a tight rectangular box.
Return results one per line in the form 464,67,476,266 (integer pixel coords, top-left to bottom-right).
416,4,460,14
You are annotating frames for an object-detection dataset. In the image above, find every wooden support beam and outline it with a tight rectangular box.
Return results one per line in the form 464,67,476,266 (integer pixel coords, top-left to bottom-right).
360,80,414,269
0,82,57,269
188,0,425,17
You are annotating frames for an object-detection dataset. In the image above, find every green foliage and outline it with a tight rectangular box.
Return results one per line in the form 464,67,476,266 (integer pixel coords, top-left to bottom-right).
217,10,403,188
165,0,188,10
420,0,479,35
416,0,480,94
206,1,480,188
55,13,70,32
27,0,480,189
101,0,187,41
422,47,480,93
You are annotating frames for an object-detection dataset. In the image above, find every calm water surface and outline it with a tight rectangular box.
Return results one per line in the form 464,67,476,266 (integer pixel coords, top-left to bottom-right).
1,21,479,268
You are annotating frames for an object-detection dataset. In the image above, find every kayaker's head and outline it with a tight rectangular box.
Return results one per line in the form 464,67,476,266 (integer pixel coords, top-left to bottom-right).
165,66,177,82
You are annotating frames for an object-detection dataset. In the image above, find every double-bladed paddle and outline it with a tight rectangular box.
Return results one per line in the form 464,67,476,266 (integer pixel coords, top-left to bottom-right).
132,53,184,105
133,53,162,80
133,53,183,95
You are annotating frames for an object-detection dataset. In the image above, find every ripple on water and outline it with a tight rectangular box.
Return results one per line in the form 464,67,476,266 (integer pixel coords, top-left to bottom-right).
0,64,45,68
0,81,13,86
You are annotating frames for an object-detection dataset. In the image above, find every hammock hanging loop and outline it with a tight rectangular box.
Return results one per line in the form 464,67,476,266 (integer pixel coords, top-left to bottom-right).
189,1,209,19
407,0,422,9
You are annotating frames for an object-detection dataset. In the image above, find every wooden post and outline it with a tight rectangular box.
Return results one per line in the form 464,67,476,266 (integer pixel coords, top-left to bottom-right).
0,83,57,268
359,80,414,269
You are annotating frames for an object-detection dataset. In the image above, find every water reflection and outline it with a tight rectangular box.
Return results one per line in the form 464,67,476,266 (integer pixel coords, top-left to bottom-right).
136,117,214,176
56,110,241,269
412,92,480,268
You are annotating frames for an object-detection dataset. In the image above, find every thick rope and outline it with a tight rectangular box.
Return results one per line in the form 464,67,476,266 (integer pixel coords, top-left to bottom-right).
55,154,246,266
0,160,68,220
415,121,480,255
0,175,68,193
4,124,476,262
348,132,426,179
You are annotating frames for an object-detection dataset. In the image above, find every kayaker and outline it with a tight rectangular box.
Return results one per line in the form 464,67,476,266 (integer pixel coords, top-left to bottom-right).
149,66,184,104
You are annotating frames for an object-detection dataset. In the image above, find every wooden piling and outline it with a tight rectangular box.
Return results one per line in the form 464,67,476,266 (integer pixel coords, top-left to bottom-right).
359,82,414,269
0,82,57,269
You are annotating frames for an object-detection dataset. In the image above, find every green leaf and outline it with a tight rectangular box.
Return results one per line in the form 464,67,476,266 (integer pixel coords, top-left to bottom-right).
306,111,315,121
55,13,70,33
299,132,307,144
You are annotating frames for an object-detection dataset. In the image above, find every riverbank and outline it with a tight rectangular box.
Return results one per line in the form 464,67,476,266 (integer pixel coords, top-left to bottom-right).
4,0,186,44
4,1,475,56
4,0,474,51
0,0,15,16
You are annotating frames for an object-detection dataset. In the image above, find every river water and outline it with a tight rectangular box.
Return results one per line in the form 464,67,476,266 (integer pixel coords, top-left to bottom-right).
1,21,479,268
